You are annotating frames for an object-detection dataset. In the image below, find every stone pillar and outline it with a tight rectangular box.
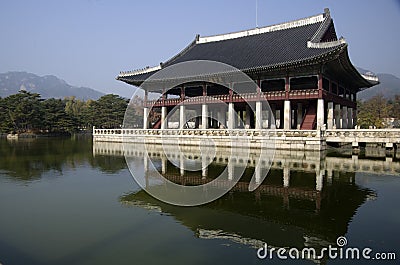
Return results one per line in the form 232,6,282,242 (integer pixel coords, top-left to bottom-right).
284,100,291,130
353,110,357,128
219,106,226,128
201,104,208,129
335,104,341,129
143,107,149,129
327,102,334,129
255,101,262,129
341,106,348,129
228,102,235,129
217,108,222,128
275,109,281,129
209,110,213,128
296,103,303,129
348,108,353,129
316,99,324,129
179,105,186,129
283,167,290,187
161,106,167,129
245,104,252,129
265,109,270,129
270,104,276,129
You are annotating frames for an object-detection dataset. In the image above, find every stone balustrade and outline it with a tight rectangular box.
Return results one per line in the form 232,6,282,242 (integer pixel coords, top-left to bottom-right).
326,129,400,144
93,127,400,151
93,128,324,139
93,128,326,151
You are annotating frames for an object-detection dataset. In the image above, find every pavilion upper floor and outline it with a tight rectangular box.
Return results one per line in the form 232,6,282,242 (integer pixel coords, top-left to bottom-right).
144,73,358,109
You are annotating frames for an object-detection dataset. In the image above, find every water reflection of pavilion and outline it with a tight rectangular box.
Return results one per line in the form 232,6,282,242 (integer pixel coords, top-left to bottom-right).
92,142,381,262
93,141,400,176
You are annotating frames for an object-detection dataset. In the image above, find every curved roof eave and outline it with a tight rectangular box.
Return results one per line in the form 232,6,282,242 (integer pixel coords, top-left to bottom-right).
338,47,379,90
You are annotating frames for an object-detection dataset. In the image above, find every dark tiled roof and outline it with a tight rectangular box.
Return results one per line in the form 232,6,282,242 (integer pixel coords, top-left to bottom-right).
163,22,330,69
117,9,375,89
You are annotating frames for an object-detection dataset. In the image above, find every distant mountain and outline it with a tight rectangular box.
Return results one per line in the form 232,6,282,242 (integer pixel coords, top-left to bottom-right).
0,71,104,100
357,68,400,100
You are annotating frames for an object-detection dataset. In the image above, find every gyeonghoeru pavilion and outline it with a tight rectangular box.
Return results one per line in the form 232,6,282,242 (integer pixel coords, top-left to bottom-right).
93,8,388,151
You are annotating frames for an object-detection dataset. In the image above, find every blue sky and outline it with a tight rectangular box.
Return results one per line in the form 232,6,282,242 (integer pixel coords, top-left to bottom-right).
0,0,399,97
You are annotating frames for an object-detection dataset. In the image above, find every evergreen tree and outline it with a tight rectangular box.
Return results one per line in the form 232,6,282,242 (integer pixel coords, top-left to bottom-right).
88,94,128,129
42,98,77,133
1,91,44,133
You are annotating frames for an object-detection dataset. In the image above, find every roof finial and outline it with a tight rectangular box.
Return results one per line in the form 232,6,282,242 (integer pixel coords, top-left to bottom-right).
324,8,330,17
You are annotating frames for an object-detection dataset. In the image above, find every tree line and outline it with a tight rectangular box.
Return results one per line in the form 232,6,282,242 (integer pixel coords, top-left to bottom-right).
357,94,400,128
0,91,143,134
1,91,399,134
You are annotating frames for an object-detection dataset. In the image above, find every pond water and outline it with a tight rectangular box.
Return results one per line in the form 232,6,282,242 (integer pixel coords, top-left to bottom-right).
0,137,399,265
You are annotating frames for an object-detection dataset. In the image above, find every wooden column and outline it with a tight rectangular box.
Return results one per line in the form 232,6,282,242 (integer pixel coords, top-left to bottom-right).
180,86,185,100
229,83,233,101
318,74,323,98
285,76,290,100
162,87,166,104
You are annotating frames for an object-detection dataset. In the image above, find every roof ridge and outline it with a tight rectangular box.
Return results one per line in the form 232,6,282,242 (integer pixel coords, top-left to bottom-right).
310,14,332,43
197,10,328,44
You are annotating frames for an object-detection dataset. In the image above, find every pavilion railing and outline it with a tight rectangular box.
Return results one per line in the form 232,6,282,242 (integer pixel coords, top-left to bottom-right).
93,128,324,138
93,128,400,144
325,129,400,143
144,89,322,107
